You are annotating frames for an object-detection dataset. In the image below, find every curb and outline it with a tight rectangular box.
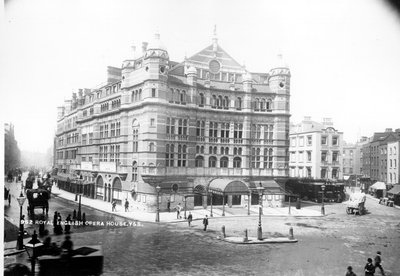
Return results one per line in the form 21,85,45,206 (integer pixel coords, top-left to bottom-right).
51,191,324,224
219,236,298,244
4,249,26,257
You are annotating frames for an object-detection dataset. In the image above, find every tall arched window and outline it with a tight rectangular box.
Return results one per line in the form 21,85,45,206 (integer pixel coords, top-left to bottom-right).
199,93,205,106
132,120,139,153
169,88,174,102
180,90,186,104
218,95,223,108
149,142,155,152
132,161,138,182
195,156,204,167
255,98,260,111
236,97,242,110
266,99,272,111
233,157,241,168
212,95,217,108
138,89,142,100
260,99,266,111
220,156,229,168
209,156,217,168
224,96,229,109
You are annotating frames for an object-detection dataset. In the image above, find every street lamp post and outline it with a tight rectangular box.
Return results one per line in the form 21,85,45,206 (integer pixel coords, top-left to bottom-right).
321,184,326,215
16,192,26,250
183,196,187,219
155,185,161,222
25,231,43,276
256,186,264,240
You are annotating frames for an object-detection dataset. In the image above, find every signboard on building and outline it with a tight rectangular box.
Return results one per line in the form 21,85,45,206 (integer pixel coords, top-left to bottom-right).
100,162,116,173
81,162,93,171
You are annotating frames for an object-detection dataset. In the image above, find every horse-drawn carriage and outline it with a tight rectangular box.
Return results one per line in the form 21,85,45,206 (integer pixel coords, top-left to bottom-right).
26,188,50,216
346,192,367,215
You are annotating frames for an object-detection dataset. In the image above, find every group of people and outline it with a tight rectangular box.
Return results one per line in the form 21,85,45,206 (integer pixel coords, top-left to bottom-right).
42,235,74,256
111,199,130,212
346,251,385,276
174,203,209,231
53,210,86,235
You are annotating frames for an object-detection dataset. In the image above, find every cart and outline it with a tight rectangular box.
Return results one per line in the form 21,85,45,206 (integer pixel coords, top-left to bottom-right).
346,192,366,215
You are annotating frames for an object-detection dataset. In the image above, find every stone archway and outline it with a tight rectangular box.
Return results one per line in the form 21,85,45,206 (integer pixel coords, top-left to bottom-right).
96,175,104,200
112,177,122,204
194,185,207,208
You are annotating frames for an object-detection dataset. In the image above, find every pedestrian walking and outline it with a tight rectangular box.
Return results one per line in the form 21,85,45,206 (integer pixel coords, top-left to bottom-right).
176,203,182,219
374,251,385,275
167,199,171,212
57,213,63,234
187,212,193,227
112,200,117,212
53,211,58,234
364,258,375,276
65,214,72,234
203,215,208,231
8,193,11,206
125,199,129,212
346,266,357,276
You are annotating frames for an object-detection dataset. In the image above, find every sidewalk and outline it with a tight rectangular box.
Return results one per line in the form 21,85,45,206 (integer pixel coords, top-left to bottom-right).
50,186,323,224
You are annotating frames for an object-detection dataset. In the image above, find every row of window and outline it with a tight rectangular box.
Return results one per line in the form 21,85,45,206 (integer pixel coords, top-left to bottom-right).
289,167,339,179
131,89,143,103
56,149,77,160
165,144,187,167
290,151,340,163
290,135,339,147
81,133,94,145
99,122,121,139
251,148,273,169
66,133,79,145
166,118,188,137
99,145,121,162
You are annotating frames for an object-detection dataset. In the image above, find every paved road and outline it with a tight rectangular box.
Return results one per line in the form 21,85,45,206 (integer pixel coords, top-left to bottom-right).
5,176,400,275
4,172,135,242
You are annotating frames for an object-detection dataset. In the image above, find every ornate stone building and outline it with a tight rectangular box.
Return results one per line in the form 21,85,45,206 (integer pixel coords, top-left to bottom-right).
54,30,291,212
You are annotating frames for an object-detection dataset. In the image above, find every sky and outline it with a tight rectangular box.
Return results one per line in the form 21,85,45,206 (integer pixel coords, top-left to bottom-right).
1,0,400,154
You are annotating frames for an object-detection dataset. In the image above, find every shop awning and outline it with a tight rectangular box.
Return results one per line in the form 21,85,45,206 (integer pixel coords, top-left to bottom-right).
208,179,249,195
369,181,386,190
387,185,400,195
249,180,287,195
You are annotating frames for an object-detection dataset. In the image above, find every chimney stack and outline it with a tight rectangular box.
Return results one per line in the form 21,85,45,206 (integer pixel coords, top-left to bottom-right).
385,128,393,132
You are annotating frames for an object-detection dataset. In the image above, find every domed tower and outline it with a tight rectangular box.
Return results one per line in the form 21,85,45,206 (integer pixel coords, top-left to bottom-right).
143,32,169,83
268,53,291,112
268,53,291,95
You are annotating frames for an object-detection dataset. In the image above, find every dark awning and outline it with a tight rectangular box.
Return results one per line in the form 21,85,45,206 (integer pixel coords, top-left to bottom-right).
208,179,249,195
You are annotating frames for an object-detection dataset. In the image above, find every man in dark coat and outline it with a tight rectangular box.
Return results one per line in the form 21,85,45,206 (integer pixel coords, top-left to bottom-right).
125,199,129,212
203,215,208,231
364,258,375,276
187,212,193,227
374,251,385,275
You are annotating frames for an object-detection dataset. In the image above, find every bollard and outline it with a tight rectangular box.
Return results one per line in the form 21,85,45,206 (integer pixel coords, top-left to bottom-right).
289,227,294,240
222,225,226,238
296,198,301,209
243,229,248,242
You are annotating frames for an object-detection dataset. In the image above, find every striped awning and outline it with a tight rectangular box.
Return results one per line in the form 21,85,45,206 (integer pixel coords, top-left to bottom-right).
208,179,249,195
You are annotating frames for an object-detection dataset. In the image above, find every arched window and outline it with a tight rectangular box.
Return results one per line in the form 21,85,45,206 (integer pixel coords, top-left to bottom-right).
234,147,238,155
255,98,260,111
236,97,242,110
169,88,174,102
224,96,229,109
132,161,138,182
138,89,142,100
180,90,186,104
212,95,217,108
220,156,229,168
225,147,229,155
174,89,180,102
233,157,242,168
149,142,155,152
132,120,139,153
199,93,205,106
196,145,200,154
209,156,217,168
195,156,204,167
213,146,217,154
183,119,187,135
260,99,266,111
201,146,204,154
218,95,223,108
266,99,272,111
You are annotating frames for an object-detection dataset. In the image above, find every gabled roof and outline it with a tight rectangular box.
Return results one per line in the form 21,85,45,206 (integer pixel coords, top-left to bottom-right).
187,44,243,70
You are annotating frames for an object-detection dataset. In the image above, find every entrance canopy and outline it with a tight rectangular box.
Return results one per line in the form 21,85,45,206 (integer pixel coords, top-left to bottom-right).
387,185,400,195
370,181,386,190
208,179,249,195
249,180,286,195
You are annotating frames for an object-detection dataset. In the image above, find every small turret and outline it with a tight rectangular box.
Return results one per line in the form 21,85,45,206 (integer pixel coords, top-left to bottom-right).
242,72,253,92
186,66,197,86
